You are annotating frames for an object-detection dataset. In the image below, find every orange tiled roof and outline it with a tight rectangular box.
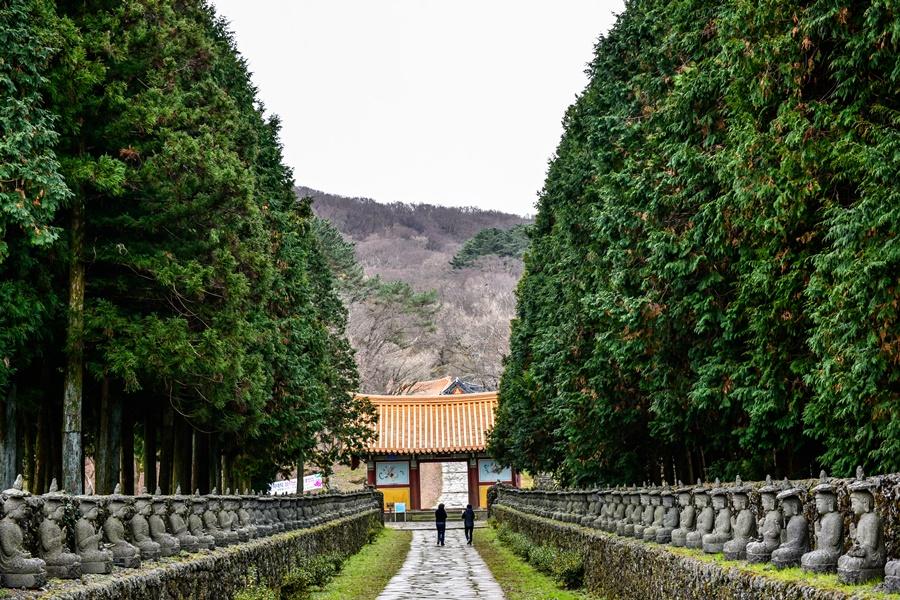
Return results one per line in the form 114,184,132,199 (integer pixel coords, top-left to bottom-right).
358,391,498,454
403,376,453,395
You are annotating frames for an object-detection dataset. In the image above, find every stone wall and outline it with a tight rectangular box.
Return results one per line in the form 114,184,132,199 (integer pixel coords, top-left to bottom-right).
492,505,857,600
45,508,382,600
492,473,900,598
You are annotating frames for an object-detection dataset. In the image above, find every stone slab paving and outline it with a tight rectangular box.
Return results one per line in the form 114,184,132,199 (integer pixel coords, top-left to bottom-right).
378,529,505,599
385,520,488,530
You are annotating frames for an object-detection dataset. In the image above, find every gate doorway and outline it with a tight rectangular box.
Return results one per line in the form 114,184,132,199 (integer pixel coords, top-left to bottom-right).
420,461,468,509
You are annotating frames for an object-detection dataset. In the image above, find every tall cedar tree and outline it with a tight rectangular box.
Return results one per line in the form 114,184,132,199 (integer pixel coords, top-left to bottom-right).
491,0,900,486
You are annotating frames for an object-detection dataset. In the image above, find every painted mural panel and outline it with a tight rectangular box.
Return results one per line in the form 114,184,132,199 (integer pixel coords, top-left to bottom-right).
376,461,410,485
478,459,511,483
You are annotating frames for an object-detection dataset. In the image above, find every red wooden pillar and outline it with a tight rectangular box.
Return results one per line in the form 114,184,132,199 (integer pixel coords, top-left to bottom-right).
366,459,376,486
511,467,520,488
410,458,421,510
468,457,479,508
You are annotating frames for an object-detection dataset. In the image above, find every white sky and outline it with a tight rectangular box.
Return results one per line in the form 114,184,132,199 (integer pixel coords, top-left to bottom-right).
209,1,623,216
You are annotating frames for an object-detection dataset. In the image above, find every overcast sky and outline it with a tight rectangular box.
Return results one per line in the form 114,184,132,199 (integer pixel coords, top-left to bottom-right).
209,1,623,216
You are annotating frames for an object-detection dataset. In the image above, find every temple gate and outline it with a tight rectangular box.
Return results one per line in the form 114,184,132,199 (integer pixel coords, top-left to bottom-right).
358,379,519,510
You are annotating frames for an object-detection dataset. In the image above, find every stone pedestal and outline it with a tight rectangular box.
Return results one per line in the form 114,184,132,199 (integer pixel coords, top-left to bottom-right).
1,572,47,589
112,555,141,569
838,566,883,585
46,562,81,579
80,559,112,574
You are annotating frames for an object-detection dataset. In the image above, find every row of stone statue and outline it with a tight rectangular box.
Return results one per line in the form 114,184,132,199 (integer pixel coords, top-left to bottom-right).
0,475,379,589
497,467,898,591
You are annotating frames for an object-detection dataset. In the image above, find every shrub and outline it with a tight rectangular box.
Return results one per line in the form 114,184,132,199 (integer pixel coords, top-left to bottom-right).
235,585,279,600
494,523,585,589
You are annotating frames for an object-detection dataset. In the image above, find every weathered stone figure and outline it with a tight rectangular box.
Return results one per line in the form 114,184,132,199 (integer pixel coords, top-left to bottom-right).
216,493,241,544
103,486,141,568
168,492,200,553
801,471,843,573
642,487,666,542
837,468,885,584
702,480,732,554
723,477,756,560
38,479,81,578
237,495,258,539
74,493,113,574
686,482,713,550
149,490,180,556
771,485,808,569
615,491,633,536
633,489,653,539
670,482,696,547
656,486,680,544
202,492,231,546
0,475,48,588
130,491,162,560
746,476,783,563
883,560,900,592
188,494,216,550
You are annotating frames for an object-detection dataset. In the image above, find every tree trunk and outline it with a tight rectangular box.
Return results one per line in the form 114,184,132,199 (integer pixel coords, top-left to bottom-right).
121,403,134,494
172,413,192,494
96,375,110,494
35,405,49,493
296,456,304,494
0,384,18,490
221,451,234,493
192,431,209,494
158,403,174,494
210,436,221,492
142,407,157,494
62,199,85,494
23,412,34,492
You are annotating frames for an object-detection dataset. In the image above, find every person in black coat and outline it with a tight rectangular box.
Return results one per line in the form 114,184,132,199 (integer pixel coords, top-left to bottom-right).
462,504,476,545
435,503,447,546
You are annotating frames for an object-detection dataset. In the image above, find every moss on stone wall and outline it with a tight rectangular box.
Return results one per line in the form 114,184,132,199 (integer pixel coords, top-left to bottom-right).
492,505,893,600
36,510,382,600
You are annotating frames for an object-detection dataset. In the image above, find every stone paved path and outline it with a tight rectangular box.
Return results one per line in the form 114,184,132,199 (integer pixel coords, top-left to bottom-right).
378,529,505,599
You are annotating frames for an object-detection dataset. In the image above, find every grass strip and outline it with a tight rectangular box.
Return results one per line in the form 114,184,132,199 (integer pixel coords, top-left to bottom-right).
473,524,597,600
310,527,412,600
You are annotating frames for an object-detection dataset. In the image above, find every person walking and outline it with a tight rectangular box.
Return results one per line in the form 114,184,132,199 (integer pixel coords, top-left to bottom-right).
462,504,476,545
435,503,447,546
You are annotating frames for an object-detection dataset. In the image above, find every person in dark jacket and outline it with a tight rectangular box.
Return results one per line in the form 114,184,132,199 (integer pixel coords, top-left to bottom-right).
462,504,476,545
435,503,447,546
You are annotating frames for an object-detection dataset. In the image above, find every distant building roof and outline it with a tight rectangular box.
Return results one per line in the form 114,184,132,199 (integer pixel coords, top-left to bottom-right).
359,391,498,455
404,376,454,395
441,377,487,395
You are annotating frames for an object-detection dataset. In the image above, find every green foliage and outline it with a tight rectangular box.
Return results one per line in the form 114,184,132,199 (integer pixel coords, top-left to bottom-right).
496,522,584,589
1,0,370,489
450,224,531,269
491,0,900,486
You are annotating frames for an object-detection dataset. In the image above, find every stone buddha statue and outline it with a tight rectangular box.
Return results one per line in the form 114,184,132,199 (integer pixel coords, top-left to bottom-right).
657,486,680,544
237,495,258,539
216,493,240,544
103,485,141,568
0,475,48,588
746,476,783,563
225,495,250,542
837,467,886,584
801,471,843,573
615,491,631,536
188,494,216,550
633,489,653,539
670,481,697,547
130,490,162,560
202,491,231,546
723,477,756,560
771,484,808,568
167,491,200,553
883,560,900,593
702,479,732,554
592,490,608,529
686,482,713,549
148,491,180,557
642,487,666,542
74,491,113,574
38,479,81,579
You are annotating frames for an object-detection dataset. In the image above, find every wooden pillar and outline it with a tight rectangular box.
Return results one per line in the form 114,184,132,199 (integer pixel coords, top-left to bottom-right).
366,459,376,486
409,457,420,510
511,467,520,488
468,457,479,508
